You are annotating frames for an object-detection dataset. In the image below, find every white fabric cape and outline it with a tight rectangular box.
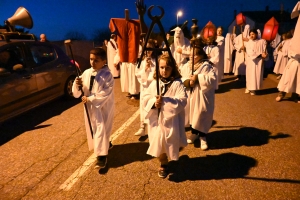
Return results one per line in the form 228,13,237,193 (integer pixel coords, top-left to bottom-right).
143,79,187,160
72,66,114,156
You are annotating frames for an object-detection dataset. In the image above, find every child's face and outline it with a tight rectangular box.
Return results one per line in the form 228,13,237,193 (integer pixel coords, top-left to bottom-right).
249,32,257,40
146,43,153,57
159,59,172,79
217,28,223,36
90,54,106,70
189,50,201,63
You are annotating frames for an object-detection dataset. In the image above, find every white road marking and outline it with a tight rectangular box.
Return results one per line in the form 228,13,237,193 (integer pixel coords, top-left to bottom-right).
59,109,140,191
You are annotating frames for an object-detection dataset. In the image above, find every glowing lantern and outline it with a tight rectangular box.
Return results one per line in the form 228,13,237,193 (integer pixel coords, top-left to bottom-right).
236,13,246,26
201,21,216,40
262,17,279,42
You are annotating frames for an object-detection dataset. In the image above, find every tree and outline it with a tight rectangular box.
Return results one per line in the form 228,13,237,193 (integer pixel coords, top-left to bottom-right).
64,31,87,41
92,28,111,47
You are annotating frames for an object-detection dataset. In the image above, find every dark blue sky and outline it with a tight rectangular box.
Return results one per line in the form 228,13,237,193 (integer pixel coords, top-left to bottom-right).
0,0,296,41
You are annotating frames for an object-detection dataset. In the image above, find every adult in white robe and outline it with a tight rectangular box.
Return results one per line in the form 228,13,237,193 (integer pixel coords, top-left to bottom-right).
233,24,250,78
216,26,225,79
273,34,292,76
143,79,187,161
276,2,300,103
224,33,235,74
72,65,114,156
244,29,268,95
107,34,120,77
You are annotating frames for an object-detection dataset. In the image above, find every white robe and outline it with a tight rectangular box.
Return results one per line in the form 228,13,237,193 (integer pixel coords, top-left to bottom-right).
170,27,190,69
107,39,120,77
135,57,156,122
143,79,187,160
120,62,140,94
204,45,220,89
72,66,114,156
277,54,300,95
277,1,300,95
181,61,216,134
273,39,291,75
216,35,225,78
224,33,235,73
233,34,247,75
245,39,266,90
114,51,140,94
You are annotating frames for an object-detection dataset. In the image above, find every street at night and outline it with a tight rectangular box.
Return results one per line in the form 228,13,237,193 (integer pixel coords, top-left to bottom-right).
0,74,299,199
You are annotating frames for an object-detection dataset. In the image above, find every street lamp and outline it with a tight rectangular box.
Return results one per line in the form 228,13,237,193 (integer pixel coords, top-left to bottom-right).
177,11,182,27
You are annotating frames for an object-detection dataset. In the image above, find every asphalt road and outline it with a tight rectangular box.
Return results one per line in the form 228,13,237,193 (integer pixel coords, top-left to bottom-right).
0,73,299,200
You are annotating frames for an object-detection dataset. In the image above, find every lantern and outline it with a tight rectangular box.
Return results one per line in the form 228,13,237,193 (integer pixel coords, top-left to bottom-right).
236,13,246,26
262,17,279,42
201,21,216,41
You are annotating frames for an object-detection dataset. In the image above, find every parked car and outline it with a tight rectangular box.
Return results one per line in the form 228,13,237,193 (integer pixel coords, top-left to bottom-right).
0,32,78,123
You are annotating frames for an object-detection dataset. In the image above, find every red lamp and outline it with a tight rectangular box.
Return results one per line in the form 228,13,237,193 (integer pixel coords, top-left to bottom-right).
236,13,246,26
262,17,279,42
201,21,216,40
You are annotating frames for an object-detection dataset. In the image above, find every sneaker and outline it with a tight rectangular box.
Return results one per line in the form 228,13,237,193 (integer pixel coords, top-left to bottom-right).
134,127,145,136
250,91,256,96
275,96,282,102
245,88,250,94
158,165,169,178
187,134,199,144
94,156,107,169
200,137,208,150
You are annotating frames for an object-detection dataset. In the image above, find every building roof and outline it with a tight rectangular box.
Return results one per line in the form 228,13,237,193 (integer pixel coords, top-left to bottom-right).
243,10,296,24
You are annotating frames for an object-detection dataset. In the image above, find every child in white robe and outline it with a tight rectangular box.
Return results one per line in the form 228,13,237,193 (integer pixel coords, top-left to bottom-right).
181,47,216,150
134,39,156,136
72,48,114,169
143,54,187,178
243,29,268,95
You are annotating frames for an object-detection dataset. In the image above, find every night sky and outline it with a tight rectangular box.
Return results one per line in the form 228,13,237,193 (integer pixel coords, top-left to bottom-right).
0,0,296,41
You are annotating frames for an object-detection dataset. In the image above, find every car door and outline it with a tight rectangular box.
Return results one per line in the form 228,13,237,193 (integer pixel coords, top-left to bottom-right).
28,43,64,98
0,43,38,122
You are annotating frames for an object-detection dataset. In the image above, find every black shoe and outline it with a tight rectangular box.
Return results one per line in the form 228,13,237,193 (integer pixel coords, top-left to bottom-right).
94,156,107,169
158,165,169,178
109,141,113,150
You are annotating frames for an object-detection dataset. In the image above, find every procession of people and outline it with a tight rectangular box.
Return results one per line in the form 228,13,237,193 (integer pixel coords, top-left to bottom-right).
72,1,300,179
